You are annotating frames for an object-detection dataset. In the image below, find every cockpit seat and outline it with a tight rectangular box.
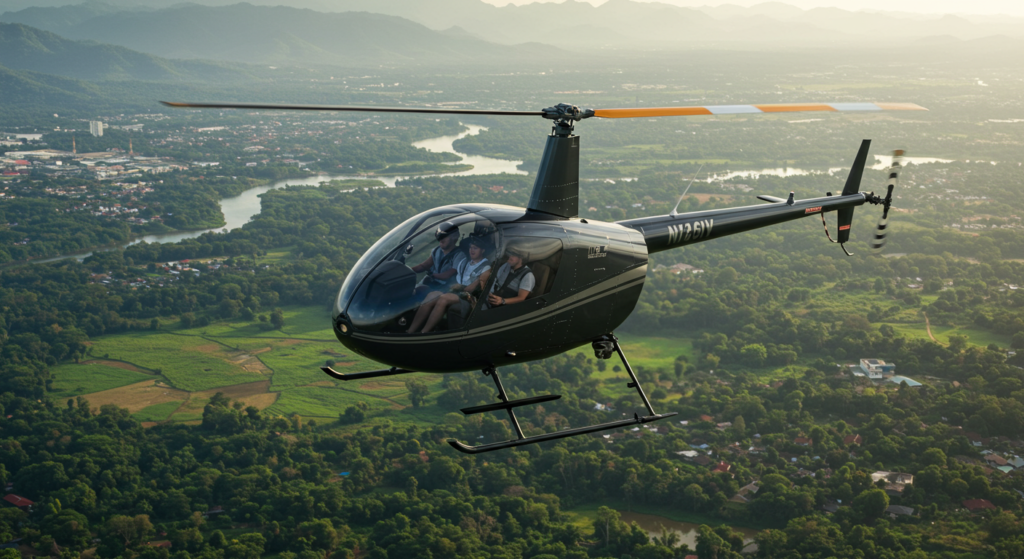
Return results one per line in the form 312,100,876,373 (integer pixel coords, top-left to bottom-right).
527,263,551,299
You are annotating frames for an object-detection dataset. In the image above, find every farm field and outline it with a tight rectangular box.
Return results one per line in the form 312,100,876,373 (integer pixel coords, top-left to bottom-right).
49,362,156,398
52,290,999,427
52,305,706,425
54,306,454,424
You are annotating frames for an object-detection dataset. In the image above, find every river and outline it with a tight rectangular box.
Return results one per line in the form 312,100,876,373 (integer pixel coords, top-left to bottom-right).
32,124,525,264
702,155,955,183
618,511,759,551
31,134,956,264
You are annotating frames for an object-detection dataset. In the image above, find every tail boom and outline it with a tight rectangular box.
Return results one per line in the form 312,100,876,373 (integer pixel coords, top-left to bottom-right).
618,193,868,254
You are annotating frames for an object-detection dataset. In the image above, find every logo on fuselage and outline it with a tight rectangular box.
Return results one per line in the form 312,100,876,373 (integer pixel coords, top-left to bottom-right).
666,219,714,245
805,206,822,214
588,245,608,259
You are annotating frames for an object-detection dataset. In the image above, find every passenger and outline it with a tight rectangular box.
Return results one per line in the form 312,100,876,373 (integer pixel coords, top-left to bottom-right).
486,245,535,308
410,221,466,297
406,236,491,333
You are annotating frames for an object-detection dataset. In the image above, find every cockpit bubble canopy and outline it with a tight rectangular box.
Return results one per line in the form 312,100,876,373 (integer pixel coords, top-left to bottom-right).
335,206,502,332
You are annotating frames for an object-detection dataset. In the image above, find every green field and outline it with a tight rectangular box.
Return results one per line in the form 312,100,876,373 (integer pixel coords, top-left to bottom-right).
133,401,184,422
54,306,456,424
87,331,266,391
49,363,155,398
885,322,1010,348
266,386,394,417
53,293,1010,427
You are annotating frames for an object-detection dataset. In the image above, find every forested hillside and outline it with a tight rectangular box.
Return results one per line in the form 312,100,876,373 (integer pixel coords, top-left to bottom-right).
2,5,1024,555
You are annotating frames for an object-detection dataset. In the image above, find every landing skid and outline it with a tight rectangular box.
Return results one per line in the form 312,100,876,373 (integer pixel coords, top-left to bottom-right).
447,334,677,454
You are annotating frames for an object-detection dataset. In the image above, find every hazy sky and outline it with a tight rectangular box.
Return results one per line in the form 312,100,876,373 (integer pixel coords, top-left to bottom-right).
482,0,1024,17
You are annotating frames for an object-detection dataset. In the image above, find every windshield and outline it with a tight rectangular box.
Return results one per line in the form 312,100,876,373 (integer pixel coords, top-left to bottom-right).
335,206,467,318
338,211,501,334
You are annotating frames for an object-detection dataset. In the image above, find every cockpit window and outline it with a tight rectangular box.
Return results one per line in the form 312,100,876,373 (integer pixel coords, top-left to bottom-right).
342,213,501,333
480,235,563,310
336,207,467,317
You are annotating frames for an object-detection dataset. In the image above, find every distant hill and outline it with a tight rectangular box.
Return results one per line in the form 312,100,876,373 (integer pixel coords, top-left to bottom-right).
0,23,256,81
1,3,555,66
4,0,1023,55
0,62,101,106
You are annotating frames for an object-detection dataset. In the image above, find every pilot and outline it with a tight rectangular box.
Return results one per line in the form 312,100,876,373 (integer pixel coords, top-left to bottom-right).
411,221,466,297
486,244,535,308
406,236,491,333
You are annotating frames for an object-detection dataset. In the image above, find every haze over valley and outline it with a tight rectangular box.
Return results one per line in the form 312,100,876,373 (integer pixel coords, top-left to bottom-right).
2,1,1024,558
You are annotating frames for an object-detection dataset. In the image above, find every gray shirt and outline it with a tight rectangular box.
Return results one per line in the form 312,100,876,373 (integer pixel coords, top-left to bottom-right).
423,246,467,287
489,262,535,297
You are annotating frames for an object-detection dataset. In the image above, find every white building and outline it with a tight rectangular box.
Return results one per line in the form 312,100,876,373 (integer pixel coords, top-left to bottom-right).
89,121,105,137
860,358,895,379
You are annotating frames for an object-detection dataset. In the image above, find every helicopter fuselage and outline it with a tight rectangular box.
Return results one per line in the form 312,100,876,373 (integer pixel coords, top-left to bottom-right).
332,204,650,373
332,189,869,373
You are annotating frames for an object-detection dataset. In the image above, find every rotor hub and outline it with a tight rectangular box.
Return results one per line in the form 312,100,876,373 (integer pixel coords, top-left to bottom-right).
541,103,595,136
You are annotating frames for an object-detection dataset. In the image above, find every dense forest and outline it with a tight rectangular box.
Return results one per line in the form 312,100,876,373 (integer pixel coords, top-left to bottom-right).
1,174,1024,557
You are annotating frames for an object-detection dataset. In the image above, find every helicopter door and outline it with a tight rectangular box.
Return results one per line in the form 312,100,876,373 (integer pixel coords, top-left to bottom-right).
459,225,567,361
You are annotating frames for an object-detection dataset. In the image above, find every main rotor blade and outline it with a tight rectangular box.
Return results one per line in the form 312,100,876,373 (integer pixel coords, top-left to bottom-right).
591,102,927,119
160,101,544,117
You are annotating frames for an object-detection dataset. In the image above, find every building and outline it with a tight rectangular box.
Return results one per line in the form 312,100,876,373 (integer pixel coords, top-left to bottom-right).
89,121,105,137
860,359,896,379
962,499,996,512
2,495,33,509
984,454,1009,467
730,481,760,503
886,505,915,518
871,471,914,495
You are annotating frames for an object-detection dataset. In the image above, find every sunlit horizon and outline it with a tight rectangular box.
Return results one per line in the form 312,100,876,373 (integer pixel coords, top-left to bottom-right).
482,0,1024,18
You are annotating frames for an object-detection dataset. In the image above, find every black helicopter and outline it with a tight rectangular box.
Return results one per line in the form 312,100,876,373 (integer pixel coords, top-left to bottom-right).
164,99,924,453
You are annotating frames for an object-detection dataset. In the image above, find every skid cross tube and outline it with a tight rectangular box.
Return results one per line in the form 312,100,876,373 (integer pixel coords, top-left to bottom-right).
447,339,677,454
321,366,416,381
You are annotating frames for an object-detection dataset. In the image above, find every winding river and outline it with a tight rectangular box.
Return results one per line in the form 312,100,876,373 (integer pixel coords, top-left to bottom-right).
31,132,957,265
33,124,524,263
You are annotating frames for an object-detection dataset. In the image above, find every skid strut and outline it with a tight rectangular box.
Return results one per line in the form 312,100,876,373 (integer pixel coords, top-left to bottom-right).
448,335,676,454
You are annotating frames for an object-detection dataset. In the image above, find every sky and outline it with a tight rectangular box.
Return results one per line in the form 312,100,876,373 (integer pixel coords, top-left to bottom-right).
482,0,1024,17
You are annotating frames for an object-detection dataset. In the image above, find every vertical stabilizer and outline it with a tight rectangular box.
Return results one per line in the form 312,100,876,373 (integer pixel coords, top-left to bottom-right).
842,139,871,196
837,140,871,243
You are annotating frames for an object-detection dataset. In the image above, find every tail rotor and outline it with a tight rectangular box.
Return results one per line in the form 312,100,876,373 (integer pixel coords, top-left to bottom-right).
870,150,904,251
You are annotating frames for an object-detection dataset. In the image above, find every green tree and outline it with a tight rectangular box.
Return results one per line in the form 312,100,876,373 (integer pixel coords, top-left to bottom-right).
740,344,767,367
853,489,889,520
108,514,153,548
696,524,738,559
404,379,430,408
270,309,285,330
732,415,746,438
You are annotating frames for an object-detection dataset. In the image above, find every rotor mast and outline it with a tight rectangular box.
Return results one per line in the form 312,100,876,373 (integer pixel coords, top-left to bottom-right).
527,104,593,219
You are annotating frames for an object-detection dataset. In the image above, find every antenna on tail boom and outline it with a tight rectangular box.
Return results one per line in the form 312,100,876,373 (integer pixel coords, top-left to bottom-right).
670,164,705,217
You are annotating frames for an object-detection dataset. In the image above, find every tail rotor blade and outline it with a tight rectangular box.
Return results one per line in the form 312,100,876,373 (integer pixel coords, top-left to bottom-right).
871,216,889,250
872,149,904,252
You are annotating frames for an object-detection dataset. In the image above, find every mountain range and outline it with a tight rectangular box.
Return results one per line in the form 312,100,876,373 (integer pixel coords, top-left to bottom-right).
0,22,257,81
3,0,1023,56
0,3,553,66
